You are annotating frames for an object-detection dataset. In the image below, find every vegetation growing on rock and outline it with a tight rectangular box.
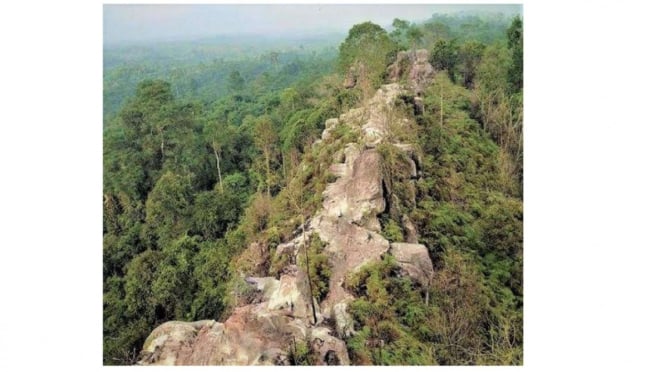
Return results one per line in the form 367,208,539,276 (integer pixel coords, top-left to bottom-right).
104,9,523,365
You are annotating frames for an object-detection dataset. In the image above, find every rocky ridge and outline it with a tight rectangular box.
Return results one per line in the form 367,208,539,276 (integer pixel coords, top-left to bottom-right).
138,50,436,366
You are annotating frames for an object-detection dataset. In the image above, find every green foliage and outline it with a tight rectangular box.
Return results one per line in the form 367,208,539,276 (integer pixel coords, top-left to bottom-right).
406,26,424,50
344,257,435,365
339,22,398,88
431,39,459,82
190,239,231,319
458,40,486,88
191,185,244,240
381,218,404,242
343,68,522,366
104,12,522,365
142,171,194,248
507,16,523,93
227,70,245,92
299,233,332,303
289,340,317,365
422,12,514,47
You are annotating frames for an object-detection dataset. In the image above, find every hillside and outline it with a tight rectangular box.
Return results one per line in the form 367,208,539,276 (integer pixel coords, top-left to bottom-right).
103,13,523,365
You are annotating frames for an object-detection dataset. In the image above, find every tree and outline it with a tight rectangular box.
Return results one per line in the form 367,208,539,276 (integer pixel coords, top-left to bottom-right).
421,21,451,49
204,120,234,190
431,39,459,82
339,22,398,89
142,171,193,248
252,115,279,197
458,40,485,89
389,18,411,48
191,185,243,240
475,44,523,193
112,80,177,197
507,16,523,93
406,26,424,54
228,70,245,92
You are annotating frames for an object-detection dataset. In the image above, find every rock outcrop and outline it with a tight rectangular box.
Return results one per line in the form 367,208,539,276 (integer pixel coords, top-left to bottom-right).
389,243,434,288
388,49,435,95
139,50,436,366
140,265,349,365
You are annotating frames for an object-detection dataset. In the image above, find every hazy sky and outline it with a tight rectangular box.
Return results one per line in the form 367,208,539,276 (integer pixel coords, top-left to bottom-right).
104,4,522,44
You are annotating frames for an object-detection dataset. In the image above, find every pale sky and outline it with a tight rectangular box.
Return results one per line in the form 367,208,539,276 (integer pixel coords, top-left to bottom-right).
104,4,522,44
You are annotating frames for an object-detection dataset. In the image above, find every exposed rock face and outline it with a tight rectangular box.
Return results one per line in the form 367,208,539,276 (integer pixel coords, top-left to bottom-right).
409,49,435,95
389,243,434,288
387,49,436,96
140,266,349,365
401,214,419,244
140,68,436,365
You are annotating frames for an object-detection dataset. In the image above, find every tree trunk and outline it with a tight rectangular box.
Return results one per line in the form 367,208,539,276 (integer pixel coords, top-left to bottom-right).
265,149,271,197
213,146,223,192
440,84,444,127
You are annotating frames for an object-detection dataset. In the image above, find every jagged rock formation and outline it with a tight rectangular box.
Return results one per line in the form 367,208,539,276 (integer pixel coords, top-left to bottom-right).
139,50,436,366
387,49,435,114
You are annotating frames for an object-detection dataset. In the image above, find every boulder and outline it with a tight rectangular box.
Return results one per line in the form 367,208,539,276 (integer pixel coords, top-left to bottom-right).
309,327,351,365
401,214,419,244
266,266,314,319
389,243,434,287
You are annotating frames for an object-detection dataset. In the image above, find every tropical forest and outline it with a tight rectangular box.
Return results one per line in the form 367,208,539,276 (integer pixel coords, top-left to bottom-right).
103,6,523,365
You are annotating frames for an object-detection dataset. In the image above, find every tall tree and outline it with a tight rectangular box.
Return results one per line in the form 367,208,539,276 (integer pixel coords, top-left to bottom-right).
142,171,193,248
458,40,485,89
431,38,460,82
252,115,279,197
507,16,523,92
228,70,245,92
204,120,233,190
406,25,424,55
339,22,398,89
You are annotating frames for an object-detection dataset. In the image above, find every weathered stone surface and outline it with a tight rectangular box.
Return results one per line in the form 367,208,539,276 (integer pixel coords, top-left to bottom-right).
389,242,434,287
394,143,421,178
339,107,365,125
321,118,340,141
409,50,435,95
386,49,436,96
387,51,411,82
245,276,280,301
139,273,345,365
343,66,357,88
309,326,351,365
140,77,436,366
325,118,339,130
332,301,356,338
312,216,390,315
266,266,313,319
322,151,384,223
401,214,419,244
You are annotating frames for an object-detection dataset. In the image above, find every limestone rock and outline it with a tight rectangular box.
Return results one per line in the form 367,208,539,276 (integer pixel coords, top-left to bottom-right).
389,242,434,287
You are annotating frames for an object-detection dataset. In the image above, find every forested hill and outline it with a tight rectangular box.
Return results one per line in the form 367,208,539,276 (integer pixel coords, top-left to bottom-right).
103,34,342,121
103,12,523,365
